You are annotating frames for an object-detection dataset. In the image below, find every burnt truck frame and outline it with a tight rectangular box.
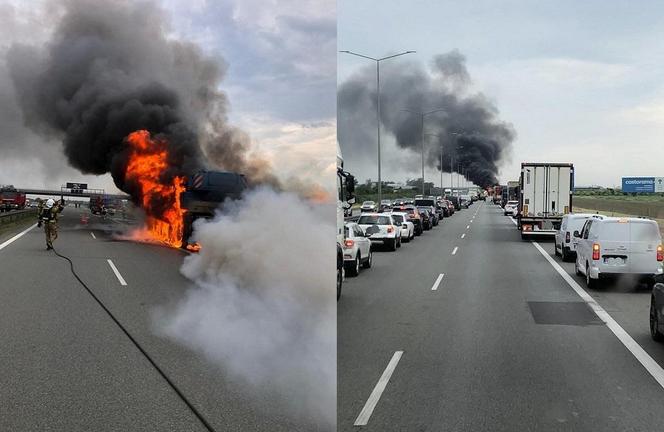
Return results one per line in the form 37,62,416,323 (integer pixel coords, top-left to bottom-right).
180,170,248,247
517,162,574,240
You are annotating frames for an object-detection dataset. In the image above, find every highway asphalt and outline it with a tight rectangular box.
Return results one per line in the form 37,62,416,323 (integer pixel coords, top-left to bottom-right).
0,207,326,431
338,201,664,431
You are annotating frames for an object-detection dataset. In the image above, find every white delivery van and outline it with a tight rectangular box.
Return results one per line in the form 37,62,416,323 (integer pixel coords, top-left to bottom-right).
574,215,664,288
555,213,594,261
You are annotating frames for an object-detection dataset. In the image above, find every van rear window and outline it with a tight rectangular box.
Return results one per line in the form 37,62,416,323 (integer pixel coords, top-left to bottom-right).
631,222,661,241
600,222,629,241
358,215,391,225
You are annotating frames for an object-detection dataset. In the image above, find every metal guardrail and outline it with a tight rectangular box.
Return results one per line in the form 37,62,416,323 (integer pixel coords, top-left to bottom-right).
0,208,37,224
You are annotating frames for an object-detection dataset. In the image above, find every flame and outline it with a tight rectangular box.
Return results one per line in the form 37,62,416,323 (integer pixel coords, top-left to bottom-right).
124,130,185,248
185,242,201,252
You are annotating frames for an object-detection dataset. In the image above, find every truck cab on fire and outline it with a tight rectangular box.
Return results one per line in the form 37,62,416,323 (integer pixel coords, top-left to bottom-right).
180,170,248,247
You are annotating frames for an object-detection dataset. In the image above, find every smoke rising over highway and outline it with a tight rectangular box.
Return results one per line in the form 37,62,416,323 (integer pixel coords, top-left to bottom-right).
156,188,335,428
5,0,275,198
338,50,515,188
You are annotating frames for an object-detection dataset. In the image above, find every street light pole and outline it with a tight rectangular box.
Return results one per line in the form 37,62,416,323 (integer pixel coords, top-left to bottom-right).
424,133,443,195
401,108,445,197
340,50,416,203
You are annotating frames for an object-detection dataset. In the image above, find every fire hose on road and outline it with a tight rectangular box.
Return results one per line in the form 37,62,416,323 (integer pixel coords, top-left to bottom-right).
51,246,217,432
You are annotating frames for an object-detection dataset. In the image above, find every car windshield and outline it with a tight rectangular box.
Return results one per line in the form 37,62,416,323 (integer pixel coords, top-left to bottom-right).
414,199,435,206
362,201,375,205
358,215,391,225
507,201,518,205
391,214,404,223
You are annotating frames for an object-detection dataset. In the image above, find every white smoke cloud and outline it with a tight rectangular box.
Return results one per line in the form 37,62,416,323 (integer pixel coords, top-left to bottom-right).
154,188,335,428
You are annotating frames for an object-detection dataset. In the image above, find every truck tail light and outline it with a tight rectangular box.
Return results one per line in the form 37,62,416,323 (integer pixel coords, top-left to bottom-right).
565,232,570,243
564,206,569,214
387,226,394,233
523,204,528,215
657,245,663,262
344,239,354,248
592,243,600,260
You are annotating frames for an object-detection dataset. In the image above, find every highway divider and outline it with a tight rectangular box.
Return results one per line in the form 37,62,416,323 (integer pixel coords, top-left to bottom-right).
0,209,37,225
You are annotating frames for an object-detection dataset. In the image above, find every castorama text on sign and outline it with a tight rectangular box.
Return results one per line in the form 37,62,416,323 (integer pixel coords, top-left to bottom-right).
622,177,664,193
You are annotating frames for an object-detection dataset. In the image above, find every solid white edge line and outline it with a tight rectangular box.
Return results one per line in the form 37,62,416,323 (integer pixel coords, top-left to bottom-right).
107,259,127,286
431,273,444,291
532,241,664,389
90,232,96,239
452,246,459,255
466,225,470,230
0,223,37,251
354,351,404,426
461,233,466,239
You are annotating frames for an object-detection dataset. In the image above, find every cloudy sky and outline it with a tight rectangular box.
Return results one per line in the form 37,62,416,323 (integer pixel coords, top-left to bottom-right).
0,0,335,193
338,0,664,188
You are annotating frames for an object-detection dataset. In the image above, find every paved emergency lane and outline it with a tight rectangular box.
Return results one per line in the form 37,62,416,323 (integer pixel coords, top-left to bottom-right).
0,207,322,432
338,201,664,431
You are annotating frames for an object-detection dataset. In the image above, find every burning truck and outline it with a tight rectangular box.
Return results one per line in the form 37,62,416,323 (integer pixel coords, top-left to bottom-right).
123,130,246,250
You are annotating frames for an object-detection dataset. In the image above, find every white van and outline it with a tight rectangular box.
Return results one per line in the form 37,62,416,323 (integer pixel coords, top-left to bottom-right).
574,216,664,288
555,213,594,261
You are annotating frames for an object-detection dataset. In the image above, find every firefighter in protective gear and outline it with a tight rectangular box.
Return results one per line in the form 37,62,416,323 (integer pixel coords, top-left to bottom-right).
39,198,65,250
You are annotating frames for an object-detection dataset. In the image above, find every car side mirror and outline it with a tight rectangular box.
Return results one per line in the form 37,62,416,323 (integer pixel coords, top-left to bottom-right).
573,230,580,238
402,224,408,229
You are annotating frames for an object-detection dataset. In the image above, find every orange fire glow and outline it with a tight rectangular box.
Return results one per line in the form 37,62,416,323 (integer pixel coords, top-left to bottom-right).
124,130,186,248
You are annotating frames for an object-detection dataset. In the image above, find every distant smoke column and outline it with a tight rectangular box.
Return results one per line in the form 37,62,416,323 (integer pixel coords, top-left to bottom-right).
338,50,515,188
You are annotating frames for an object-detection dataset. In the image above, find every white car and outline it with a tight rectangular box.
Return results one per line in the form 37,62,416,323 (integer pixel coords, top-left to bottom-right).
575,215,664,288
360,201,377,212
504,200,518,216
343,222,373,276
555,213,593,261
389,212,414,243
357,213,402,251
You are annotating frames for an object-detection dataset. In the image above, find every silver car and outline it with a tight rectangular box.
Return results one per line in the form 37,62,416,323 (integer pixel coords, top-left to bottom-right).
343,222,373,276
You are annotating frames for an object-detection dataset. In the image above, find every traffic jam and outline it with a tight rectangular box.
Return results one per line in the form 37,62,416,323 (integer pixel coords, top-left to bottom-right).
495,163,664,343
341,192,482,289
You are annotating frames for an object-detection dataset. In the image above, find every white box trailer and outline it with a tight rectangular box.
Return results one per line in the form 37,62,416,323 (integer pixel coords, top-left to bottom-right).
518,162,573,240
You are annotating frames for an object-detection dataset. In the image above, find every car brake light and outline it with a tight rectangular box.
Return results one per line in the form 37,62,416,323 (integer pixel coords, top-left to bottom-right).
592,243,600,260
344,239,354,248
565,232,570,243
658,245,663,262
387,226,394,233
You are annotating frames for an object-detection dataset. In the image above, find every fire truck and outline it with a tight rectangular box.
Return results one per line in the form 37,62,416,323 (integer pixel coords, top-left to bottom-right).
0,185,27,212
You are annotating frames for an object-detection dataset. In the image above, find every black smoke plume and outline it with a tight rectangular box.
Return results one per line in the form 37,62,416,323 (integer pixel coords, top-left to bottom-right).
338,50,515,188
5,0,273,205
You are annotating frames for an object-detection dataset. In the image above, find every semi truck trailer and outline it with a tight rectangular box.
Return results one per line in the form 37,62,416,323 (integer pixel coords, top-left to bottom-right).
518,162,573,240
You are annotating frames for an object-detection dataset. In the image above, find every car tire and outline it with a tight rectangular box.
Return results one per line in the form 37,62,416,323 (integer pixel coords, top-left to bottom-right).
650,295,664,342
554,243,561,257
575,259,582,276
362,250,373,269
337,266,343,301
586,263,598,288
396,237,402,248
389,238,397,251
561,246,569,262
346,253,360,277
